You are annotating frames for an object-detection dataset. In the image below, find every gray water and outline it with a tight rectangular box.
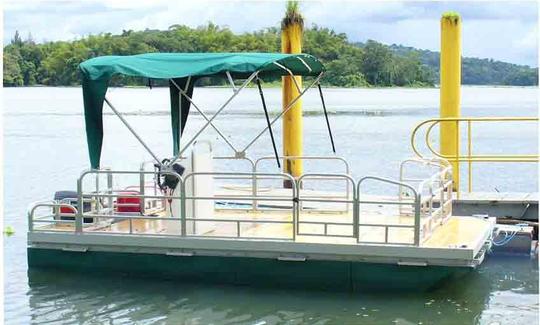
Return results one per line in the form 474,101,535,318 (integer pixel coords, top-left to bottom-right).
3,86,539,324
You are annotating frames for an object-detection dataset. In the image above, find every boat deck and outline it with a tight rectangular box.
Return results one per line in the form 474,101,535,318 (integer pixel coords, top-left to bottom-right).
29,183,495,269
36,211,491,250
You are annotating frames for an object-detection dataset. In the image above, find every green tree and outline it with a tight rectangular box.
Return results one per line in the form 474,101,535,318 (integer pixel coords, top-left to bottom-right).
10,24,534,88
3,50,23,86
11,30,23,46
360,40,394,85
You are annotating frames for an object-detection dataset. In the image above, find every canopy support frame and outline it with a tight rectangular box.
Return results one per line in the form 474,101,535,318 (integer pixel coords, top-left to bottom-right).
103,97,162,165
317,82,336,153
273,62,302,93
241,71,324,153
103,70,327,169
225,71,237,92
256,76,281,168
170,78,239,155
172,70,259,161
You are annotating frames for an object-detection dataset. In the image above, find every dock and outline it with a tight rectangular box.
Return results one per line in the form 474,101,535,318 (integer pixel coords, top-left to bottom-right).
454,192,538,221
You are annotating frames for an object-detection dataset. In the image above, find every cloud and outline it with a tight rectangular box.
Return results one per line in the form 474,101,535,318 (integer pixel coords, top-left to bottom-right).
3,0,538,66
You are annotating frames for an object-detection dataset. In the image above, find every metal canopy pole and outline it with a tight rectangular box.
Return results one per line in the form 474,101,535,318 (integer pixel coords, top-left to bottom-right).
170,78,238,154
104,97,161,165
255,77,281,168
174,70,259,159
225,71,237,92
295,57,312,72
317,83,336,153
242,72,324,153
273,62,302,93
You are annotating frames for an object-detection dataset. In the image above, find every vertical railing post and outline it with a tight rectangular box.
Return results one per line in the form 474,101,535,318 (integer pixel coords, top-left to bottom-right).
447,171,454,216
467,120,472,193
76,177,83,233
398,161,405,210
414,193,421,246
353,181,359,242
107,170,113,215
28,210,34,232
292,177,297,241
455,120,460,195
440,172,445,216
180,177,186,236
54,200,60,220
252,163,258,211
139,166,145,214
428,183,434,216
357,180,363,244
95,172,99,213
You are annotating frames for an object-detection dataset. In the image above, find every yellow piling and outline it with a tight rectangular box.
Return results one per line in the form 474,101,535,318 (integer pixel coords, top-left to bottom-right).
281,1,303,187
440,12,461,191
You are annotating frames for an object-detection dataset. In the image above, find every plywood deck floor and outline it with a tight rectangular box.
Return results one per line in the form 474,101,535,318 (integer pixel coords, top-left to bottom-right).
38,209,491,250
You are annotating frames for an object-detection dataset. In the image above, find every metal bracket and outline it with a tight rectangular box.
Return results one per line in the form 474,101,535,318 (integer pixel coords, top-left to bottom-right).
62,246,88,252
277,255,306,262
397,260,427,267
166,250,194,257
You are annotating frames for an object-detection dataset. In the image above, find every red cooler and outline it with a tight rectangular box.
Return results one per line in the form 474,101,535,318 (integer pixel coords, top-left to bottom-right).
117,191,141,213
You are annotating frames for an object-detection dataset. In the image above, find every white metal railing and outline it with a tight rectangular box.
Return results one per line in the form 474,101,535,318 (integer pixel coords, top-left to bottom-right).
255,156,351,212
28,157,452,246
358,176,420,245
399,158,453,243
296,174,357,239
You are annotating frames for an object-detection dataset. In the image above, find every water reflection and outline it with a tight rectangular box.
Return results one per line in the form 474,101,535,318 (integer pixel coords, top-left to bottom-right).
26,256,537,324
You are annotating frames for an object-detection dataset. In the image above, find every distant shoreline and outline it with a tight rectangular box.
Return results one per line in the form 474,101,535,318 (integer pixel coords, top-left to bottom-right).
4,84,538,89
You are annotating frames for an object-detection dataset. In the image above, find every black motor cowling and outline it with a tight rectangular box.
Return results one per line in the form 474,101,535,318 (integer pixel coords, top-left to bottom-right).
155,160,185,191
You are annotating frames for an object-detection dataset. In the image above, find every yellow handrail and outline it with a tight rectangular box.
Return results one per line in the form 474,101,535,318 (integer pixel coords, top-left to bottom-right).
411,117,539,194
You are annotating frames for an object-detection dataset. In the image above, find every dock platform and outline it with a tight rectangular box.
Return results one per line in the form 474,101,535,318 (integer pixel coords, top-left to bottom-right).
454,192,538,221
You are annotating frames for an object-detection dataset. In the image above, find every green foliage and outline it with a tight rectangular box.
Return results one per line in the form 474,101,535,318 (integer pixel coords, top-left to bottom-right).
4,24,534,88
442,11,460,24
3,49,23,86
388,44,538,86
360,40,394,85
502,68,539,86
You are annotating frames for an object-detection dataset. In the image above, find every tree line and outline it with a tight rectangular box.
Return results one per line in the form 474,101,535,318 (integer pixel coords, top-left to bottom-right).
3,24,537,87
389,44,538,86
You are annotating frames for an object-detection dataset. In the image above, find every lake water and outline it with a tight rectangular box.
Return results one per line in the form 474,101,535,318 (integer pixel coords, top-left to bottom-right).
3,86,539,324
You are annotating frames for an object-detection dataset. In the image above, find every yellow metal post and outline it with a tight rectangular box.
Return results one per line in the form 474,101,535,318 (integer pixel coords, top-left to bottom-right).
281,1,303,188
440,12,461,191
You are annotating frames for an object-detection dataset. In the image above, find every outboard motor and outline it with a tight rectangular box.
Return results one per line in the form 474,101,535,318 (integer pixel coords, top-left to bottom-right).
155,159,185,191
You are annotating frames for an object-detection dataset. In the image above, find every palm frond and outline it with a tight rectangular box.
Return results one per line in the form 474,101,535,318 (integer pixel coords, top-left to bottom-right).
281,1,304,29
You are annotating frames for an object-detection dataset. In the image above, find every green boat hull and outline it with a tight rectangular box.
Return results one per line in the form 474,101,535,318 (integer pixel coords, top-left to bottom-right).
28,248,471,291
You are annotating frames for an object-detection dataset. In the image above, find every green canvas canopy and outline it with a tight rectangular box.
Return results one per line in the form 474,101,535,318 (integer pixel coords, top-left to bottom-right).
79,52,325,169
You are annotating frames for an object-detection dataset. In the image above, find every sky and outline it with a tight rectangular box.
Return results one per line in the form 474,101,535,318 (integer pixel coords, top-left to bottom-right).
3,0,539,67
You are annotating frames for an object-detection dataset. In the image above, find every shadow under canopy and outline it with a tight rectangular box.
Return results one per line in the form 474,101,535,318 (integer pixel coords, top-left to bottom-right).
78,52,325,169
